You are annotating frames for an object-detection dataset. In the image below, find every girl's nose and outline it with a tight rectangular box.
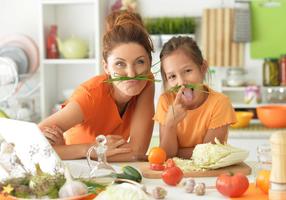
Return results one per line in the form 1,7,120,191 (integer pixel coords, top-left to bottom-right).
177,76,186,86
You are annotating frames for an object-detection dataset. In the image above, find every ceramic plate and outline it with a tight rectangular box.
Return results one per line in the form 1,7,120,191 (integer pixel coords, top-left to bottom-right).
0,34,39,74
0,46,29,75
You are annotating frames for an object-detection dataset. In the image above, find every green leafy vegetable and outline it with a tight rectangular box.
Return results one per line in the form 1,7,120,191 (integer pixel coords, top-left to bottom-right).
105,74,160,83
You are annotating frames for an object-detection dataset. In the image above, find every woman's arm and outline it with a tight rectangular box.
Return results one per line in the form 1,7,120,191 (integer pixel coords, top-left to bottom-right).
107,81,155,162
176,125,229,159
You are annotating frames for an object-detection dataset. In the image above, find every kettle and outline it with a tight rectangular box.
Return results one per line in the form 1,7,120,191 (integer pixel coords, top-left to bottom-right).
56,36,89,59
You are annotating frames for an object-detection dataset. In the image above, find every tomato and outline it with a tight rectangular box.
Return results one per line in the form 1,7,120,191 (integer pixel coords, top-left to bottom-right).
161,166,183,186
148,147,167,164
256,170,270,194
165,158,176,169
150,163,165,171
216,172,249,197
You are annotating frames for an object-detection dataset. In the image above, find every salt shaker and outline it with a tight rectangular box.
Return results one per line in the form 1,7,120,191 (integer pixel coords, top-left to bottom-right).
86,135,116,185
269,131,286,199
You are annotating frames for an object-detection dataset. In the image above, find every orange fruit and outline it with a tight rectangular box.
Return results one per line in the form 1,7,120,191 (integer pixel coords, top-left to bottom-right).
256,169,270,194
148,147,167,164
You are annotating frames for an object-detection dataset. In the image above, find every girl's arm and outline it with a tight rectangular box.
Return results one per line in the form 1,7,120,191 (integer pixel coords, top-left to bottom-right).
107,81,155,162
177,125,229,159
159,123,178,158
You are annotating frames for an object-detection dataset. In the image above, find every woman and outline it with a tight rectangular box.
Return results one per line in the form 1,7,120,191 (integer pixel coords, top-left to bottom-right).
154,36,236,158
39,10,155,162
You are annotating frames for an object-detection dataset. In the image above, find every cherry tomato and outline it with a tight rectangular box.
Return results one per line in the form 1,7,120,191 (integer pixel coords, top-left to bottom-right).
148,147,167,164
161,166,183,186
150,163,165,171
165,158,176,169
256,170,270,194
216,172,249,197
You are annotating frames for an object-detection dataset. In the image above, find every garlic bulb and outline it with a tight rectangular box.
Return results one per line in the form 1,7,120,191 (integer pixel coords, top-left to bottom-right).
58,167,88,198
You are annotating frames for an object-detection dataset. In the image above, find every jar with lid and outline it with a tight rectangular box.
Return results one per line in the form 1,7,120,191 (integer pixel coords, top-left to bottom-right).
226,68,246,87
263,58,280,86
279,55,286,86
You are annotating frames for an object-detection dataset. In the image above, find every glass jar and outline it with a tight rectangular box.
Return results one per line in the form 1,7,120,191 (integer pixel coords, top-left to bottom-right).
279,55,286,86
263,58,280,86
226,68,246,87
257,143,272,171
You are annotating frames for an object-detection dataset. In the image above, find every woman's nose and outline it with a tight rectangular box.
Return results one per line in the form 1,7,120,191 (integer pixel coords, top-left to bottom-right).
127,66,136,77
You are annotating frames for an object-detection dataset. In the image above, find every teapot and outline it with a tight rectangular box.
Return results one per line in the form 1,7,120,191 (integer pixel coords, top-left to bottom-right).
56,36,89,59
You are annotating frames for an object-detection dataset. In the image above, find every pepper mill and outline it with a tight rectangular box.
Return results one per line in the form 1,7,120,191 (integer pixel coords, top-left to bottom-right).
269,131,286,200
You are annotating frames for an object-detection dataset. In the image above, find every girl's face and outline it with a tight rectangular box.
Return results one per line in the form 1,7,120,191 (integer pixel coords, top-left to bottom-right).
162,49,207,107
104,42,150,97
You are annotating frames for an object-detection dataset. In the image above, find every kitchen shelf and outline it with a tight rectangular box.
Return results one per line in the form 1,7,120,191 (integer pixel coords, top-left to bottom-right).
42,0,95,5
43,58,96,65
233,103,286,109
39,0,106,119
222,85,286,92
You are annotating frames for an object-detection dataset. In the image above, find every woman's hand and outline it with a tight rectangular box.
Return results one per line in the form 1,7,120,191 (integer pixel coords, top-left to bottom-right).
41,125,65,145
89,135,132,159
165,86,188,127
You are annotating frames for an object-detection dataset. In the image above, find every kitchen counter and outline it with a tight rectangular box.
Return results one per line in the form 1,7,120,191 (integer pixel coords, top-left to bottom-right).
64,160,259,200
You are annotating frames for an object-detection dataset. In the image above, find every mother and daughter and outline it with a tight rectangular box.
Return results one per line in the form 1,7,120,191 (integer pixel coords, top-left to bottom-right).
39,10,236,161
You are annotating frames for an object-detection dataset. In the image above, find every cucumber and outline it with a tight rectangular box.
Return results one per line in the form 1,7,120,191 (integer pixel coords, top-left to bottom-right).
115,165,142,183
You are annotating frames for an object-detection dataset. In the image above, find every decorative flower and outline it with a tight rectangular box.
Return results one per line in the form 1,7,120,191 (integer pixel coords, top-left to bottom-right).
2,184,14,194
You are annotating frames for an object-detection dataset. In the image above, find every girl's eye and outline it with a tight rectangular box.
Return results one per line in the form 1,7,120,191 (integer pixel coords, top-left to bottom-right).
168,74,176,80
185,68,192,73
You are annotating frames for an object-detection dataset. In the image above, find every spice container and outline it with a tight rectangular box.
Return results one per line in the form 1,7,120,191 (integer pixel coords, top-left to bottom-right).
263,58,280,86
226,68,246,87
269,131,286,200
279,55,286,86
244,85,261,104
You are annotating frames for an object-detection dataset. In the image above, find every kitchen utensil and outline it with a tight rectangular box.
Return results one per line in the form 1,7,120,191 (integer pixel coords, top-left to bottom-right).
233,0,251,43
256,105,286,128
231,111,253,128
0,34,39,73
0,46,29,75
0,57,18,102
269,131,286,200
137,162,251,179
57,36,88,59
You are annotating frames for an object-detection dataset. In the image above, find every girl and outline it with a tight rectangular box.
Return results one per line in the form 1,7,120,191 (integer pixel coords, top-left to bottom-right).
154,36,236,159
39,11,155,162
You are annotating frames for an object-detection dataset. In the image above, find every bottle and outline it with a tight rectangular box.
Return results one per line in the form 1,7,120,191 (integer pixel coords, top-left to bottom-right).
263,58,280,86
46,25,59,59
269,131,286,200
279,55,286,86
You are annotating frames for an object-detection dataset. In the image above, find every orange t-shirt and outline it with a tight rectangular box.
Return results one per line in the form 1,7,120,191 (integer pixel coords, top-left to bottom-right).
64,74,137,145
153,87,237,148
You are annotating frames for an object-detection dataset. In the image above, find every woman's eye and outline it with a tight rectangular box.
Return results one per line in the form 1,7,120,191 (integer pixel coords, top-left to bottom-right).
115,61,126,67
136,59,145,65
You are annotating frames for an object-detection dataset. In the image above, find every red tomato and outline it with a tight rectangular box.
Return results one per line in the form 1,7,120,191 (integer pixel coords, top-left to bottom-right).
216,173,249,197
161,166,183,186
150,163,165,171
165,158,176,169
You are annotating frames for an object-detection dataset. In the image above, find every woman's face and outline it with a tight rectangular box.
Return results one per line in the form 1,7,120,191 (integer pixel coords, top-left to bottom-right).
104,42,151,97
162,49,207,107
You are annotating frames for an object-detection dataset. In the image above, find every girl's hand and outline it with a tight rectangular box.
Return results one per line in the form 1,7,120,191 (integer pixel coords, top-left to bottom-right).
41,125,65,145
165,86,188,127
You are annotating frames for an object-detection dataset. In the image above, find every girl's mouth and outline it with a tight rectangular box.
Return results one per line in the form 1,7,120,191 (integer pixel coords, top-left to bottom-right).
182,88,194,103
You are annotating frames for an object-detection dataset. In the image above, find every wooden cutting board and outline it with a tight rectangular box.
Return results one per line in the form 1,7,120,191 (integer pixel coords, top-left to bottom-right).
137,162,251,179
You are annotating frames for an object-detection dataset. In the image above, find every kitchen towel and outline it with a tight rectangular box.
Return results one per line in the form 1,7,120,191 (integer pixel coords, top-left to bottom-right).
230,183,268,200
251,0,286,59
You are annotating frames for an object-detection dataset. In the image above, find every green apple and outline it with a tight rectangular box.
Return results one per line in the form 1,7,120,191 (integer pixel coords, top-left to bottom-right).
0,109,9,118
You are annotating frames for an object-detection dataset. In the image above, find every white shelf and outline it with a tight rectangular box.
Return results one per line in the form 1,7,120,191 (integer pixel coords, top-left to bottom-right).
233,103,286,109
43,58,96,65
42,0,95,5
222,86,246,92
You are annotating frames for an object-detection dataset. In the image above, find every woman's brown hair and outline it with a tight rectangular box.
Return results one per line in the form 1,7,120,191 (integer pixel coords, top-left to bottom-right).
159,36,205,89
103,10,153,63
